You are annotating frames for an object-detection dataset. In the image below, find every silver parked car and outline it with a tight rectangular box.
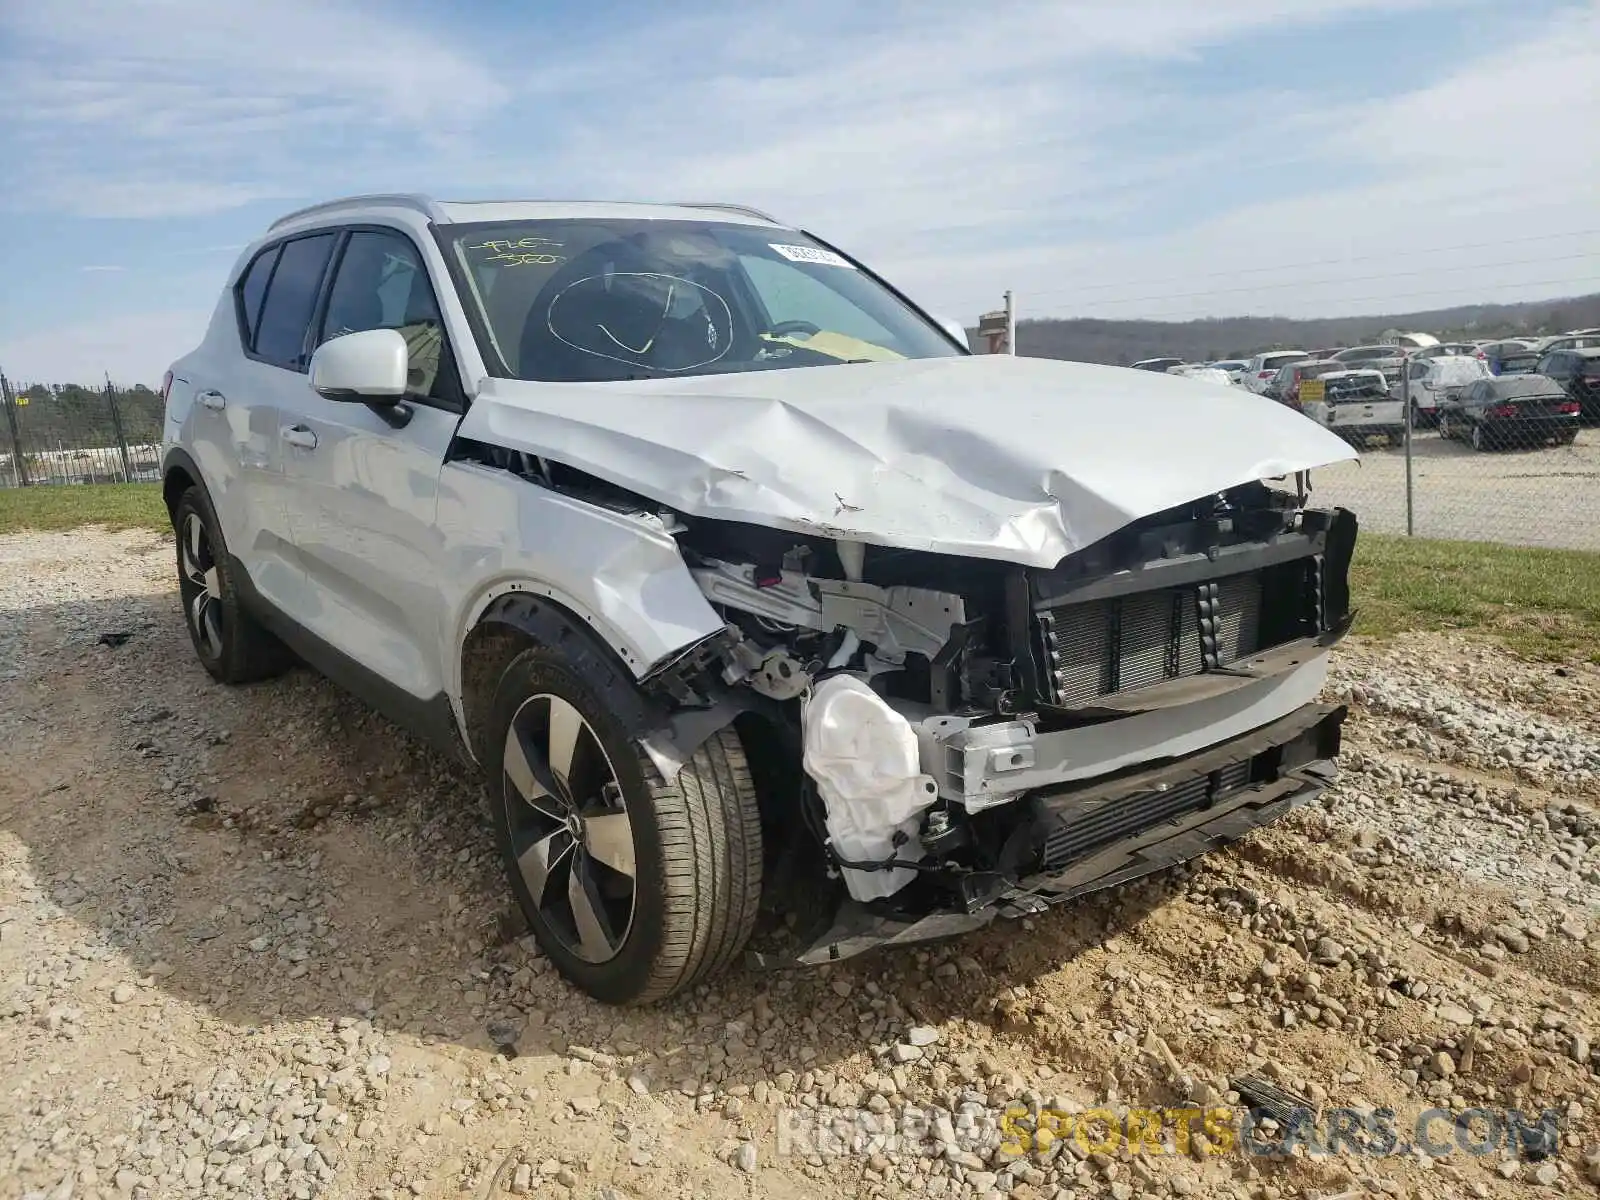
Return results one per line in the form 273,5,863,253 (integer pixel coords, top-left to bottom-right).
162,194,1359,1003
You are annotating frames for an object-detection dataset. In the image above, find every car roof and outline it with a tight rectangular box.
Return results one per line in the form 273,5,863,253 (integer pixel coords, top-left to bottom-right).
266,193,787,232
1321,368,1384,379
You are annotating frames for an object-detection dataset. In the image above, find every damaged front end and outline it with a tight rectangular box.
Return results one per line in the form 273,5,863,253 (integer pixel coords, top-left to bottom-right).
658,478,1357,966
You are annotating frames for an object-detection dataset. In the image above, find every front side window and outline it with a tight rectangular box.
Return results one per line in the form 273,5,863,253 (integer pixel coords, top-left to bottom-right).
320,230,449,399
254,234,336,370
442,219,959,382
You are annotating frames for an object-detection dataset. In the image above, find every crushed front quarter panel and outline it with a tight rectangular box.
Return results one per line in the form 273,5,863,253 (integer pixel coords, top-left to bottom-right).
456,355,1357,569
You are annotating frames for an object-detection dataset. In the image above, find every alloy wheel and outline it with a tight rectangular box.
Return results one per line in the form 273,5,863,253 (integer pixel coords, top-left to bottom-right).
503,694,636,963
180,512,224,659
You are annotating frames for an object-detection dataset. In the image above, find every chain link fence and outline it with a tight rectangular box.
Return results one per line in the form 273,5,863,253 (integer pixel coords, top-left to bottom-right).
3,360,1595,552
1296,368,1600,551
0,373,164,488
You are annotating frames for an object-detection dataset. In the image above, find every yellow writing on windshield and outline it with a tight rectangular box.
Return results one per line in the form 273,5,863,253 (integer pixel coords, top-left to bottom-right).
467,237,566,267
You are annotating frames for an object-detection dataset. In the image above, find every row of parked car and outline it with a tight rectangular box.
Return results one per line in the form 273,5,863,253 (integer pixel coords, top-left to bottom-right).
1130,329,1600,452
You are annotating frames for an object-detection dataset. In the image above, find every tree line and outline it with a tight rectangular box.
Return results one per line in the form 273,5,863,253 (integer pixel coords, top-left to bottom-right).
3,381,165,451
998,292,1600,365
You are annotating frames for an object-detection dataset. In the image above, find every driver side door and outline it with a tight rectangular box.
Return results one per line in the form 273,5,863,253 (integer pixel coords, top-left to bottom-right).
276,226,465,714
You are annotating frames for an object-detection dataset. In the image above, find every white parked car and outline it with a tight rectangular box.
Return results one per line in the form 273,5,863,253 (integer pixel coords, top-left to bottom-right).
1242,351,1313,394
1167,364,1236,387
1299,369,1405,441
1206,360,1251,384
162,194,1360,1003
1397,354,1491,425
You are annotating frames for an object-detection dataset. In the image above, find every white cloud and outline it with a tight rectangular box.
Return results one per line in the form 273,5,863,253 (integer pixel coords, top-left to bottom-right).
1,0,510,217
0,309,212,387
79,265,124,273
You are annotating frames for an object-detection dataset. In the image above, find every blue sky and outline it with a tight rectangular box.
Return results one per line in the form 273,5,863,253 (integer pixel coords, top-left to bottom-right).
1,0,1597,385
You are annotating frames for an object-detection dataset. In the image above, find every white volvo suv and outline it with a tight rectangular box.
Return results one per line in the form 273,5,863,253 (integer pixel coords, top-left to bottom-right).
163,194,1360,1004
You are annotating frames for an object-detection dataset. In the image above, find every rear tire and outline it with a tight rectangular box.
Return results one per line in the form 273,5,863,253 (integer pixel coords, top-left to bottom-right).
1437,412,1453,440
172,486,292,684
1471,423,1489,452
488,647,763,1005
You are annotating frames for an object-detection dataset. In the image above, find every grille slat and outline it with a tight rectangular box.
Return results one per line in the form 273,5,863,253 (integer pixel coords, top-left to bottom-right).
1042,570,1266,707
1040,758,1257,870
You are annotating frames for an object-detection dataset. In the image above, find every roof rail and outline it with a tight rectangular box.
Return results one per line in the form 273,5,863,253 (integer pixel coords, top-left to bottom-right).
268,193,445,230
672,201,784,224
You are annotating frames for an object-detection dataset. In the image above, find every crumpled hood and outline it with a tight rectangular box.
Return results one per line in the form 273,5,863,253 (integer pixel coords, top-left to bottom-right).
457,355,1356,568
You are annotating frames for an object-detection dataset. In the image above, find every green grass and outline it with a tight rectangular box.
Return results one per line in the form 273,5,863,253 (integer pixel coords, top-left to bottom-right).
1352,532,1600,662
3,484,1596,661
0,482,168,533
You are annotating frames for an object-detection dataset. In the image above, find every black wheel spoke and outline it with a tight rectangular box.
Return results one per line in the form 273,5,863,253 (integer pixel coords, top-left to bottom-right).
516,828,575,907
568,856,621,961
504,721,565,814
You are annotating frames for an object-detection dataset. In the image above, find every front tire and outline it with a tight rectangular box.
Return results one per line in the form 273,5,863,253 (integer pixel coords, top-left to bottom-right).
172,486,291,683
488,647,763,1005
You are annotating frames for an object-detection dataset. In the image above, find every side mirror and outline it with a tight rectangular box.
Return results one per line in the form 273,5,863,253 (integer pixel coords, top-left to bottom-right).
310,328,408,403
933,315,971,351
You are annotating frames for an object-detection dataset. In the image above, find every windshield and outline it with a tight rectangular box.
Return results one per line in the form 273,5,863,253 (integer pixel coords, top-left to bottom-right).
441,219,960,382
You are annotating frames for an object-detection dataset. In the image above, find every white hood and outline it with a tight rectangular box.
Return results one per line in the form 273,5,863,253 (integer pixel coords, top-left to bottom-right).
457,355,1356,568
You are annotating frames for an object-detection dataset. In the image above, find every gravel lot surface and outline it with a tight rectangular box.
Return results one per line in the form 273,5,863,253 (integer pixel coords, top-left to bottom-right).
1312,432,1600,550
3,529,1599,1200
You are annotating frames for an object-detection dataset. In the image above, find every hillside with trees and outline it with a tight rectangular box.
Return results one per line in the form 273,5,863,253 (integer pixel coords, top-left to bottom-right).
1001,291,1600,364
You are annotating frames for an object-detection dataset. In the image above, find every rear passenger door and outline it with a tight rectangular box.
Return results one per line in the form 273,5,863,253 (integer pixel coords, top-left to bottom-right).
211,231,339,615
275,226,464,708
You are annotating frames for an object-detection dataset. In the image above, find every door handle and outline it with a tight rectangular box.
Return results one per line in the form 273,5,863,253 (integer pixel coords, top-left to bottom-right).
281,425,318,450
197,390,226,411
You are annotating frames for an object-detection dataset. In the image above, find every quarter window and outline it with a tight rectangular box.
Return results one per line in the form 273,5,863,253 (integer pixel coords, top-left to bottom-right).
235,245,280,351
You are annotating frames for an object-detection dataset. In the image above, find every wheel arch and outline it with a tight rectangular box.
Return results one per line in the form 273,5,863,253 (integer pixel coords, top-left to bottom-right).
457,589,662,768
161,446,207,520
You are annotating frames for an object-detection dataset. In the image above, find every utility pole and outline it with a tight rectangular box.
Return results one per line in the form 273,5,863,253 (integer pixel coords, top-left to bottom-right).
104,375,132,482
0,370,29,487
1004,290,1016,356
1401,356,1415,536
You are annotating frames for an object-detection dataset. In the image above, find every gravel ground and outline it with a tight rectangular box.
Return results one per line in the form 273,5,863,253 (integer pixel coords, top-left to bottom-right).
1312,432,1600,550
3,528,1599,1200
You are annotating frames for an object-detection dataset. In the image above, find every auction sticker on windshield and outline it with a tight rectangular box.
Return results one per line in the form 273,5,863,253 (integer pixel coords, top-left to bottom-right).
770,244,857,268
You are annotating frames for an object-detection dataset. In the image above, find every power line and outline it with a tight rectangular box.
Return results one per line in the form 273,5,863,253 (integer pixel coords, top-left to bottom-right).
1027,227,1600,297
1025,252,1600,309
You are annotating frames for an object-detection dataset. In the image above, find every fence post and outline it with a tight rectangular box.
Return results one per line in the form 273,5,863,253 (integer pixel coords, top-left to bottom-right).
1402,358,1414,536
0,371,29,487
104,376,133,483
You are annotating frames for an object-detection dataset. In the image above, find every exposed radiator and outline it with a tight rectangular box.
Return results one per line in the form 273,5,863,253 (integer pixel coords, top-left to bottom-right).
1037,572,1265,707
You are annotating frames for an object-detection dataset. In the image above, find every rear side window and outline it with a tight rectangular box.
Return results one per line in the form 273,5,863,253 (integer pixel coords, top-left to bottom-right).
235,246,280,351
254,234,337,370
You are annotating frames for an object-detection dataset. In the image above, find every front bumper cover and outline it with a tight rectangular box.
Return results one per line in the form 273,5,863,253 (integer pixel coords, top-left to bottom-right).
750,701,1345,968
